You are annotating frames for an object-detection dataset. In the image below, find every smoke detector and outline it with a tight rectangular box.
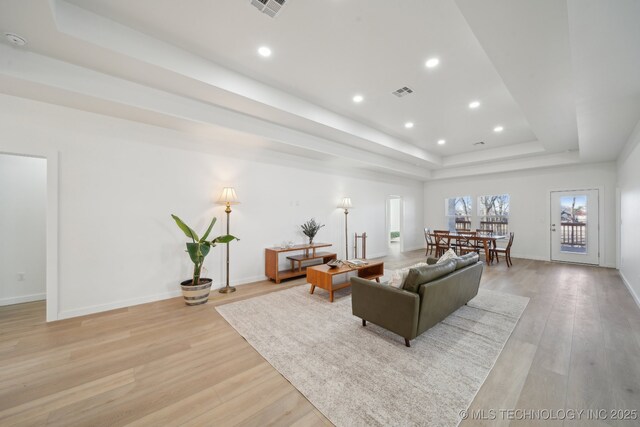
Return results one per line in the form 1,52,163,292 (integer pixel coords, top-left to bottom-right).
392,86,414,98
4,33,27,47
250,0,287,18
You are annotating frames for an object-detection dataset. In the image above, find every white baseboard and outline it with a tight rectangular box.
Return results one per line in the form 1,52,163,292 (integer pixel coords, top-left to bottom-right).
58,289,181,320
57,274,270,320
0,293,46,306
619,271,640,309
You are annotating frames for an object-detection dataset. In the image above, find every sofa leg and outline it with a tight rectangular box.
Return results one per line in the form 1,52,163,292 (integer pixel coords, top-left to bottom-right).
404,338,411,347
362,319,367,327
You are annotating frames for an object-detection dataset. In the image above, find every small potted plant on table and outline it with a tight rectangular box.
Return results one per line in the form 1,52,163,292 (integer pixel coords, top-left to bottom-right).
301,218,325,245
172,214,238,305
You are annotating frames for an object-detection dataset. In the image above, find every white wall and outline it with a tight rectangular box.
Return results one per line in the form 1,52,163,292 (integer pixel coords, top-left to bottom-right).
0,154,47,305
617,120,640,306
389,199,400,233
0,94,424,319
424,162,617,267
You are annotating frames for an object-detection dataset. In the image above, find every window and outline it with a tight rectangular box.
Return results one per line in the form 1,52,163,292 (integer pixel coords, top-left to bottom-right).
445,196,472,231
478,194,510,234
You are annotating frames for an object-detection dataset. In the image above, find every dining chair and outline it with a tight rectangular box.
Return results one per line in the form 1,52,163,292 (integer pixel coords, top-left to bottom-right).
433,230,451,257
475,229,493,251
456,230,477,255
424,228,436,255
491,232,515,267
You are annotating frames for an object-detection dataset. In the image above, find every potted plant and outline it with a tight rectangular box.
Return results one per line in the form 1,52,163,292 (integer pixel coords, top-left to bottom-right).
172,214,238,305
300,218,325,245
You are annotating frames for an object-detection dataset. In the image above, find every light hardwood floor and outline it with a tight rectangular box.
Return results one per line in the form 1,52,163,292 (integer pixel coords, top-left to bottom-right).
1,252,639,426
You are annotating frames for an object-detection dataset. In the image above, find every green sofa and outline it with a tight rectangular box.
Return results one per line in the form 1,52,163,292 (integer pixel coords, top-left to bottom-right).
350,253,483,347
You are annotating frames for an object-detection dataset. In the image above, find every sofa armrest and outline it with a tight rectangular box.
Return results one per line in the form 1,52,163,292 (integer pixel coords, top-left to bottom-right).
350,277,420,340
427,257,439,265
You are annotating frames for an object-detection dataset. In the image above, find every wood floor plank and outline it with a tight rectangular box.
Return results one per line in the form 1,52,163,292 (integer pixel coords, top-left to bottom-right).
0,252,638,426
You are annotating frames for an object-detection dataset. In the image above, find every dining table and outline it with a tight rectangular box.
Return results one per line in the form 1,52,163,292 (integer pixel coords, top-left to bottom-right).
430,232,507,265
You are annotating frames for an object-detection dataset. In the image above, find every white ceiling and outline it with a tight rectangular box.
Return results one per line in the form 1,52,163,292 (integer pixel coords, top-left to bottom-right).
0,0,638,180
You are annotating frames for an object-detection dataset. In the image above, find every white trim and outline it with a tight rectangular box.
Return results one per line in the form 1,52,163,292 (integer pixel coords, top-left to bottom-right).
0,148,59,321
0,293,46,306
58,290,182,320
385,195,404,256
619,271,640,309
548,187,603,266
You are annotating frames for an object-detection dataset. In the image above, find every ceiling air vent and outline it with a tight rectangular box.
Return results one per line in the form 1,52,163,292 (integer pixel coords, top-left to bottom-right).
473,141,485,146
392,86,414,98
250,0,287,18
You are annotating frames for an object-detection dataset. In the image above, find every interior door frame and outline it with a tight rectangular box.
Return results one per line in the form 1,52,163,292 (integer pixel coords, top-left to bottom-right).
0,148,59,321
385,195,404,255
548,187,602,266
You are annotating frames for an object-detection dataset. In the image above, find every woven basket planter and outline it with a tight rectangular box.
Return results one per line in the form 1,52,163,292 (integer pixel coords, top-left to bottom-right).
180,278,213,306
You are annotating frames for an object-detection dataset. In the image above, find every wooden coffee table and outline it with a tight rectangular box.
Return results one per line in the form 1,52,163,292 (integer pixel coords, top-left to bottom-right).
306,261,384,302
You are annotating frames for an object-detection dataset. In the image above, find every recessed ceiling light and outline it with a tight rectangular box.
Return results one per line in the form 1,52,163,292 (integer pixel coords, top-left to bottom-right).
404,122,414,129
352,94,364,103
437,139,446,145
494,125,504,132
425,57,440,68
5,32,27,47
258,46,272,57
468,100,480,109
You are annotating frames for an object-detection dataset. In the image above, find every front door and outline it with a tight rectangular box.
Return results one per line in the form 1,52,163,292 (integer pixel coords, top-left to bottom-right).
550,189,599,264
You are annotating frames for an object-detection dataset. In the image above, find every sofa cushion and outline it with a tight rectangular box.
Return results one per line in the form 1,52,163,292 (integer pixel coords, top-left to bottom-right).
437,248,458,264
388,262,429,288
402,260,457,293
455,253,479,270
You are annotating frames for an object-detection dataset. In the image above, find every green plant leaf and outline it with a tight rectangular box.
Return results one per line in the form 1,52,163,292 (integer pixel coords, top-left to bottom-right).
213,234,239,244
186,242,202,264
172,214,199,242
200,217,217,242
200,243,211,258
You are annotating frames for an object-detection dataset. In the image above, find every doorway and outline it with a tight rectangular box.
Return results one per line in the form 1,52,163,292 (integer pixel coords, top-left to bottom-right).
550,189,599,265
0,154,47,308
387,196,403,255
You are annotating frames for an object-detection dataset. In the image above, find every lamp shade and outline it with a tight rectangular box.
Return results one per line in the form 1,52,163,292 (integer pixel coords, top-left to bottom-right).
217,187,240,205
337,197,352,209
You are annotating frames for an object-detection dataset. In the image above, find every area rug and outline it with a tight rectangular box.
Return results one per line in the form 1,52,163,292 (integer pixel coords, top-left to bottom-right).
216,286,529,427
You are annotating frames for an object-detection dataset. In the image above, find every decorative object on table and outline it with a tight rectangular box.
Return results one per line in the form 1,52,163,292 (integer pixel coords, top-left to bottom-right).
171,214,238,305
354,232,367,259
345,259,368,268
337,197,353,260
300,218,325,245
217,187,241,294
326,259,342,269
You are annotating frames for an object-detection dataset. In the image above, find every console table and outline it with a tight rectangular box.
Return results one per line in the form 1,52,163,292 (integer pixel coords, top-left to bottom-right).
265,243,336,284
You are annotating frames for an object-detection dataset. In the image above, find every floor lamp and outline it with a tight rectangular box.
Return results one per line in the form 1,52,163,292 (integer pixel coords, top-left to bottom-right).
217,187,240,294
337,197,352,260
